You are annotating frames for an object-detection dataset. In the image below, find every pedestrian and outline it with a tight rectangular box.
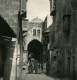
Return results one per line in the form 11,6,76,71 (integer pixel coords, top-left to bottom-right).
31,58,35,73
41,64,43,73
34,60,38,74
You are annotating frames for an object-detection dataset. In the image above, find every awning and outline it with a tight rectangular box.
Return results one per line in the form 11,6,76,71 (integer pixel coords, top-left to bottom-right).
0,16,16,38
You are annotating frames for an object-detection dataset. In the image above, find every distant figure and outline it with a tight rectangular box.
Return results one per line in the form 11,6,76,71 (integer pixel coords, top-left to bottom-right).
34,60,38,74
28,53,35,73
29,53,34,60
28,59,33,73
41,64,43,73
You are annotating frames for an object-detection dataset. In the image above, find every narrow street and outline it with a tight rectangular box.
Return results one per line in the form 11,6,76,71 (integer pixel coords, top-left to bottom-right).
0,0,77,80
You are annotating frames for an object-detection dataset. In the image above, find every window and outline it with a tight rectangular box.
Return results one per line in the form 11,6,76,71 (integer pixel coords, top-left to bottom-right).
33,29,36,36
63,15,70,31
45,35,49,44
63,15,71,40
37,30,40,37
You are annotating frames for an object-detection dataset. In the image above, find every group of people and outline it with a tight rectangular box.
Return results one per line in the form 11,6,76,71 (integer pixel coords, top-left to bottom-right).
28,58,41,74
27,53,43,74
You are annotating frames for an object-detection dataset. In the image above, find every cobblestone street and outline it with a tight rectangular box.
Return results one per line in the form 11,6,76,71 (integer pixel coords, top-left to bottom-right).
20,69,70,80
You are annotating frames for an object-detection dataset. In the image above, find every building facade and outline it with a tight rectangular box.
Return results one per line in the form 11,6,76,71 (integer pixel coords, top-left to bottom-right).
0,0,28,80
0,16,16,80
48,0,77,79
42,15,52,74
22,17,43,64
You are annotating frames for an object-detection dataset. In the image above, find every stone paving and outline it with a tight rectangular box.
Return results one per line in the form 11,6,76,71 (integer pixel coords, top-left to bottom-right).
20,69,71,80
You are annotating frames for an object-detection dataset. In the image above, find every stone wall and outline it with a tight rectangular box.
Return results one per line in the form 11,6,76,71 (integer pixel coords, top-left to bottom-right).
49,0,77,79
23,21,43,50
4,40,17,80
0,0,27,80
0,0,20,34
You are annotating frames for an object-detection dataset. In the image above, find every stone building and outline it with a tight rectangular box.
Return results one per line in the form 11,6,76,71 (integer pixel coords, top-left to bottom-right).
42,15,52,74
49,0,77,79
0,0,28,80
22,17,43,63
0,16,16,80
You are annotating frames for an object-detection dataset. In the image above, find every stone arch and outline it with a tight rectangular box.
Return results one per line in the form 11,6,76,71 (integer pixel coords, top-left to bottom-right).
27,39,43,62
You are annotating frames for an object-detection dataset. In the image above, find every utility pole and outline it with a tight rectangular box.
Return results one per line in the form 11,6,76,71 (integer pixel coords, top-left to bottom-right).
18,10,23,72
18,0,27,79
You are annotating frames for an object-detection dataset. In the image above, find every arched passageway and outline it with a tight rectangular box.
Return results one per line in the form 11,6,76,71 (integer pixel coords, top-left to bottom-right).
27,39,43,63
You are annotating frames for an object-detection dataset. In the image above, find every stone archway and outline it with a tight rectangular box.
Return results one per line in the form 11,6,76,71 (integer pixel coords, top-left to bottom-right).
27,39,43,63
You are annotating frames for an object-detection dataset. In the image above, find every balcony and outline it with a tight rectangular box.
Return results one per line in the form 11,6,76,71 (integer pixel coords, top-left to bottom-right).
50,0,56,16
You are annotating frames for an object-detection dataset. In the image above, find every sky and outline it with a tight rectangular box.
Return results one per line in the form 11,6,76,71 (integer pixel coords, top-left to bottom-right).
27,0,50,21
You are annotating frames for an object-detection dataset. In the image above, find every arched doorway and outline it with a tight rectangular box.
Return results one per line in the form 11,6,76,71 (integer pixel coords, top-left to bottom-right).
27,39,43,63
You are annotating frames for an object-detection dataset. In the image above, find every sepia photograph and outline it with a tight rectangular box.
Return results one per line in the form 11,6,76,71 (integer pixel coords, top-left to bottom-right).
0,0,77,80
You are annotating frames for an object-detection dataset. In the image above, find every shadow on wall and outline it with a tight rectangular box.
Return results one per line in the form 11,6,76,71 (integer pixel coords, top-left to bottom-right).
4,44,15,80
